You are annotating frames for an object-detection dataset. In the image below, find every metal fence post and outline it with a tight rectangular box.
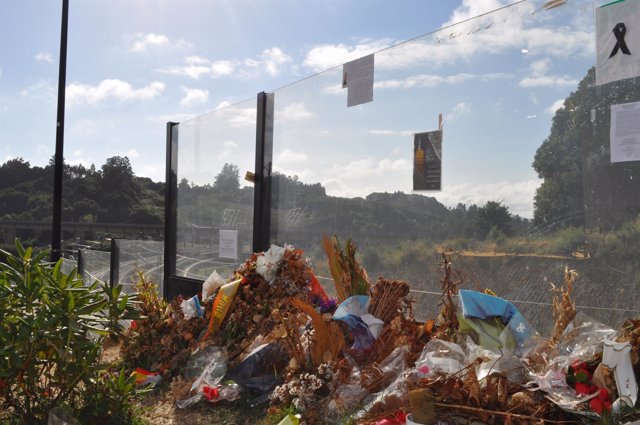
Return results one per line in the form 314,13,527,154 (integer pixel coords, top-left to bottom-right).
164,122,179,300
109,238,119,289
77,248,84,282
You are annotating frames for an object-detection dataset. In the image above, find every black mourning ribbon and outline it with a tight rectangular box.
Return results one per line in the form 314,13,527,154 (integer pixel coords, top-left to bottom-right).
610,22,631,58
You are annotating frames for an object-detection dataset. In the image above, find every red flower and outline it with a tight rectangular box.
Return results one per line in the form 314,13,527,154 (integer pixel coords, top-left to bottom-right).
574,382,591,395
589,392,612,414
590,398,604,414
598,388,610,402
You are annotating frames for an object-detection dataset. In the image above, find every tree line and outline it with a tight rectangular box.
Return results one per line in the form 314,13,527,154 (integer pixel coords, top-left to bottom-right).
0,156,164,224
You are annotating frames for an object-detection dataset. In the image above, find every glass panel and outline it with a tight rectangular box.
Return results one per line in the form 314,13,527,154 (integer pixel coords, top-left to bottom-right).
60,257,77,275
175,98,257,280
268,0,640,331
79,248,111,284
115,239,164,294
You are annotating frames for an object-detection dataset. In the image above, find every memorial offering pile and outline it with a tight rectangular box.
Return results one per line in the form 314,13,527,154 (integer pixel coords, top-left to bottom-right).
122,237,640,425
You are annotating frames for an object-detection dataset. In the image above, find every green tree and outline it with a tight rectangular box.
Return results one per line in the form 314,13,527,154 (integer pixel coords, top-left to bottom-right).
101,156,135,195
0,158,36,191
473,201,512,239
532,67,640,230
213,163,240,194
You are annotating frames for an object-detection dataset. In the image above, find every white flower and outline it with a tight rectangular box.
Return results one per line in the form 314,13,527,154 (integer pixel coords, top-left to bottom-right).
255,244,286,282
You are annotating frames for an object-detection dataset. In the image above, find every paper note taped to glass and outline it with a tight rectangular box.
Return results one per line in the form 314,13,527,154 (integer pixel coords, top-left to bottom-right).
413,130,442,191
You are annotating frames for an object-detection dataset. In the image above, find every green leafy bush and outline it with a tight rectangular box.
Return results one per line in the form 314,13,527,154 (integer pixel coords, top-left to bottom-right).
0,240,138,424
78,368,147,425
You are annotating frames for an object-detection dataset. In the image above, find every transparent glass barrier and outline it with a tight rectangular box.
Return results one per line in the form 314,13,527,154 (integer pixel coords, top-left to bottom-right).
268,0,640,331
79,248,111,285
175,99,256,280
115,239,164,294
60,257,77,276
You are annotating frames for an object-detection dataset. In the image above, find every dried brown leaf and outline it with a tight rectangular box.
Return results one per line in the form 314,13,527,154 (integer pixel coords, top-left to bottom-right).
289,298,344,366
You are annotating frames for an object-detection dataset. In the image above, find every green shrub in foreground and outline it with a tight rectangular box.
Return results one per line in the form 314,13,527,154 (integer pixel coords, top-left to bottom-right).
0,240,140,424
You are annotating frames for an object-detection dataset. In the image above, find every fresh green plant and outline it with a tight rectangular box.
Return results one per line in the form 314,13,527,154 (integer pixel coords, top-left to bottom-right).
262,404,298,425
78,368,149,425
101,278,141,342
578,405,640,425
0,239,137,424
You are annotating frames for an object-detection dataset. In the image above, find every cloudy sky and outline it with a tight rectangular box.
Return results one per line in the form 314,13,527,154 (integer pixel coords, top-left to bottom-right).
0,0,605,217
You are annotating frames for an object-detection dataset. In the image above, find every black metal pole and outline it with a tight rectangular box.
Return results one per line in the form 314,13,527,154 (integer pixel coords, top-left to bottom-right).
163,122,178,300
109,238,119,289
252,92,274,253
51,0,69,262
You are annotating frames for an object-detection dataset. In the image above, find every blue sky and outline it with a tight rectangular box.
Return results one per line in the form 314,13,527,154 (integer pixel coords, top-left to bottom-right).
0,0,606,217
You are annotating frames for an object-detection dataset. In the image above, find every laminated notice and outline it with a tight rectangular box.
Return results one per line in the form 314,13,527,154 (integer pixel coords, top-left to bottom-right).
413,130,442,191
343,54,374,107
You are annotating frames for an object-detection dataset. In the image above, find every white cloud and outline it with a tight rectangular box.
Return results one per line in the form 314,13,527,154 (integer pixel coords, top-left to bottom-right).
259,47,292,77
66,79,165,106
277,148,308,163
323,84,343,95
529,58,551,75
210,60,235,77
146,113,198,123
519,75,578,88
140,164,164,181
20,79,55,102
158,56,235,79
128,33,170,52
180,86,209,108
519,57,578,88
447,102,470,121
443,0,507,25
330,157,411,181
35,52,53,63
67,150,93,168
215,100,233,109
279,102,314,121
157,46,292,80
131,33,169,52
119,148,139,159
545,98,565,114
303,1,591,72
303,39,392,72
436,178,541,218
213,101,256,128
185,55,209,65
375,72,510,90
367,129,414,137
526,114,537,119
211,140,240,161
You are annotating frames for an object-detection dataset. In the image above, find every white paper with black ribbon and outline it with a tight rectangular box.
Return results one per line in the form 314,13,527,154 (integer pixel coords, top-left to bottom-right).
596,0,640,85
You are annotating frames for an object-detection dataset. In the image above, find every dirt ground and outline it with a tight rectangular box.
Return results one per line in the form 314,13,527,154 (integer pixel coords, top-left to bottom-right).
136,391,267,425
100,344,270,425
